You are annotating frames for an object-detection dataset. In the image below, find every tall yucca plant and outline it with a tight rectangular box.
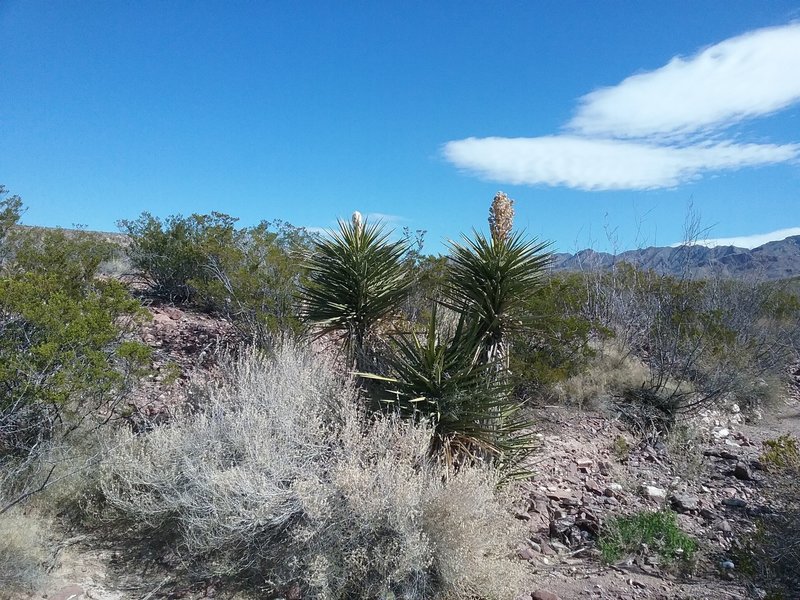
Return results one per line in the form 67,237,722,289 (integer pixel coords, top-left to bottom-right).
300,213,410,368
444,199,552,369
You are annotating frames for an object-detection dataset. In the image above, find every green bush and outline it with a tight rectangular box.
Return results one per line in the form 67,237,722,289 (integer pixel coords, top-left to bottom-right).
761,435,800,472
119,211,239,302
191,219,313,344
1,206,150,513
510,273,599,395
121,211,312,343
598,510,697,565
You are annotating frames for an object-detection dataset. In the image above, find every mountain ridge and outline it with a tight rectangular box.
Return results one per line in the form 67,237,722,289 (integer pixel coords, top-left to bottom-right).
551,235,800,280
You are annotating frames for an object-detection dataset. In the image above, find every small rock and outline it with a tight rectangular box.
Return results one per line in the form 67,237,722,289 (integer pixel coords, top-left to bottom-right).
539,539,557,556
713,428,730,439
51,586,85,600
670,494,699,513
722,497,747,508
532,591,562,600
642,485,666,501
699,507,716,520
721,559,735,570
733,461,752,481
585,479,602,495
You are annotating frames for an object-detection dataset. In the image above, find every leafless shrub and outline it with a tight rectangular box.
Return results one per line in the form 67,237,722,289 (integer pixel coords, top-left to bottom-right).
99,342,527,599
580,263,797,420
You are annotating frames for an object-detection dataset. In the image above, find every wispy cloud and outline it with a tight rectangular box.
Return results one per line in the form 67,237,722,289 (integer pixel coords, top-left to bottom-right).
444,22,800,191
444,136,797,191
569,23,800,140
366,212,408,223
682,226,800,249
305,213,408,235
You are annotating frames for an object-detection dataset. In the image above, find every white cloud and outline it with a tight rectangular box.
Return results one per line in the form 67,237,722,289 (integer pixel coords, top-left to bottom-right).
569,23,800,139
443,23,800,191
682,227,800,249
443,136,799,191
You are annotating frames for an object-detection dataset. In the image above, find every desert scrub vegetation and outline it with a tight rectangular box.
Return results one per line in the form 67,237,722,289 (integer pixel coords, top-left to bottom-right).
732,435,800,596
598,510,697,566
0,510,50,595
1,194,151,516
580,261,800,423
99,342,528,599
120,211,313,344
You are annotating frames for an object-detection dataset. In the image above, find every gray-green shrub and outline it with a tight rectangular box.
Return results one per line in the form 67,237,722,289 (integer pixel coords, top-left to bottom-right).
0,510,49,596
99,342,527,599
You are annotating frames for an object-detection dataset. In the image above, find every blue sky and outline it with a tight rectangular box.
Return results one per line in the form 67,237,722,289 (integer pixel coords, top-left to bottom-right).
2,1,799,254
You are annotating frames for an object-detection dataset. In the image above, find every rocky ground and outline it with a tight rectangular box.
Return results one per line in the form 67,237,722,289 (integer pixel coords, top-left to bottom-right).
22,304,800,600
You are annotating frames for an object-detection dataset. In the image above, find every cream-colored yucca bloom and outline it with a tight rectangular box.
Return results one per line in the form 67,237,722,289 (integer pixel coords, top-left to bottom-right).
351,210,363,234
488,192,514,243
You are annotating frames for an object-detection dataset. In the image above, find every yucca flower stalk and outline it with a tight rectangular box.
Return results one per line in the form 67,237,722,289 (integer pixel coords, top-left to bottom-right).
299,213,410,369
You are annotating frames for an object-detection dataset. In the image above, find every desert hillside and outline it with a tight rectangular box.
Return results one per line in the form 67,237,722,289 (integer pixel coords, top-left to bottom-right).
2,193,800,600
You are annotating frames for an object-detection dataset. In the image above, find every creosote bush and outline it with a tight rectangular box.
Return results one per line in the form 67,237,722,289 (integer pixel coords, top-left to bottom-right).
1,202,150,515
583,262,799,420
120,211,312,344
99,343,527,599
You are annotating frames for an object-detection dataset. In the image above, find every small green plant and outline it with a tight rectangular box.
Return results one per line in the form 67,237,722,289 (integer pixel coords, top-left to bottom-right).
611,435,630,461
761,435,800,472
119,211,239,302
598,510,697,565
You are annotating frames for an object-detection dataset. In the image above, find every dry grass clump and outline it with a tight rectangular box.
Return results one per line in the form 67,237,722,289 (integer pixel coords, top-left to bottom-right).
99,342,527,599
553,341,650,407
734,436,800,596
0,510,49,596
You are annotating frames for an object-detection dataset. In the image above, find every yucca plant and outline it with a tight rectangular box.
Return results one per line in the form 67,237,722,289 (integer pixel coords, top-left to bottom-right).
360,306,534,473
299,213,410,368
444,193,552,370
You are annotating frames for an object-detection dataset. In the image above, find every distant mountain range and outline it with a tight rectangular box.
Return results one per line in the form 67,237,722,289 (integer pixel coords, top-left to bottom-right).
551,236,800,281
